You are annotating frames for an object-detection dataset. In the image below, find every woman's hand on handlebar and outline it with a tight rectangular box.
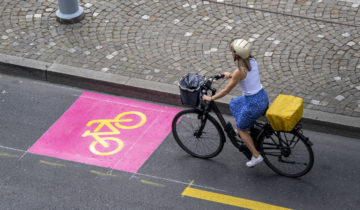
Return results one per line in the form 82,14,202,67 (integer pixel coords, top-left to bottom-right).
202,95,212,101
223,72,232,79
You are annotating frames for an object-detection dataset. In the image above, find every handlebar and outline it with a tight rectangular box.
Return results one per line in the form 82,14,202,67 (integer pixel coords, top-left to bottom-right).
213,73,225,80
200,73,225,106
202,73,224,90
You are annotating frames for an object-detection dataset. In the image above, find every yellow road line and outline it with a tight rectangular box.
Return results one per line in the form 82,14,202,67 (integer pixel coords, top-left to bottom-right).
39,160,65,167
140,179,166,188
90,170,118,177
0,152,19,158
182,181,292,210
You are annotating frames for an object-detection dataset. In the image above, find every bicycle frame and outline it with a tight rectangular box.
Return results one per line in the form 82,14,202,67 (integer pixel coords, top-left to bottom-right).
197,100,253,159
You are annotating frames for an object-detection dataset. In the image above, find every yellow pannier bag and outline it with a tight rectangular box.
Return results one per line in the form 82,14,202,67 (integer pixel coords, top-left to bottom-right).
265,94,303,132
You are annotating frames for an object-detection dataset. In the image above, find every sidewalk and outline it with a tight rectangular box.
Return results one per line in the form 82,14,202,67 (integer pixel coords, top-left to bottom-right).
0,0,359,131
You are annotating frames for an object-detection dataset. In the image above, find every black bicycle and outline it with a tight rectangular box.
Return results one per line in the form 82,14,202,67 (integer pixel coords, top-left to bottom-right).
172,74,314,178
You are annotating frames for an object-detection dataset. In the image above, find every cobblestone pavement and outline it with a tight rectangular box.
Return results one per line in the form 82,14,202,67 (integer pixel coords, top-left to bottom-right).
0,0,359,117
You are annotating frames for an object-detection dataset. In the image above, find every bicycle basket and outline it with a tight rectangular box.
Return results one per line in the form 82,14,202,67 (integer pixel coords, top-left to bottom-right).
179,73,205,107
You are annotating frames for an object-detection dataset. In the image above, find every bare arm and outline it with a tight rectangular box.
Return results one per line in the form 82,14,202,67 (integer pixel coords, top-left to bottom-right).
203,68,246,101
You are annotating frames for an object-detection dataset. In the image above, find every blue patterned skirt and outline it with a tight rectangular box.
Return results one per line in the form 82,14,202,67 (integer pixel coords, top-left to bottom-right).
229,89,269,130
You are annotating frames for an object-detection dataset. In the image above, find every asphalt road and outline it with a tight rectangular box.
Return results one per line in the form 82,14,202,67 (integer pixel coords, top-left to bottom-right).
0,72,359,210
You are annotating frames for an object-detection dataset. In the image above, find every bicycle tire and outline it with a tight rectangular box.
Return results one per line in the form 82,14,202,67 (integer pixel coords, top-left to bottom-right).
258,131,314,178
172,109,225,159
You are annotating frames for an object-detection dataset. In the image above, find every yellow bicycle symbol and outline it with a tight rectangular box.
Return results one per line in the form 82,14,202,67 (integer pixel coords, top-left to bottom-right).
82,111,147,156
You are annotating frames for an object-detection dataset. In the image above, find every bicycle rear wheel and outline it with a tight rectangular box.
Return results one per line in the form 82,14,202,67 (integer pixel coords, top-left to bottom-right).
172,109,225,159
259,131,314,178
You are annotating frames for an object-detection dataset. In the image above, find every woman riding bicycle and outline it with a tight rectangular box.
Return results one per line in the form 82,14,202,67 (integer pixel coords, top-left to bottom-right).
202,38,269,168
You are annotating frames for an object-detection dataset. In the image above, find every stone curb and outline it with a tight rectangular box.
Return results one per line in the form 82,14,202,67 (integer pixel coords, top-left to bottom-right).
0,53,359,137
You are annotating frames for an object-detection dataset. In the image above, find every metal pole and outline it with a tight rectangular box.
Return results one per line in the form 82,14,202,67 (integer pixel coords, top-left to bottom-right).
56,0,84,24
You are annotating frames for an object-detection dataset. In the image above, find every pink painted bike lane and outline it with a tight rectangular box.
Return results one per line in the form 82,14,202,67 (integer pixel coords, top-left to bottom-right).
28,92,181,173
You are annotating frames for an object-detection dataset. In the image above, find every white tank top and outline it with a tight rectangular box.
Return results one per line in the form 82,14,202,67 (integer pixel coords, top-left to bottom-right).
238,58,263,96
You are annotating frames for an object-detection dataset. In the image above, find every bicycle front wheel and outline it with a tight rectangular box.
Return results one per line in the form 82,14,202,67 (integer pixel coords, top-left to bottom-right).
172,109,225,159
259,131,314,178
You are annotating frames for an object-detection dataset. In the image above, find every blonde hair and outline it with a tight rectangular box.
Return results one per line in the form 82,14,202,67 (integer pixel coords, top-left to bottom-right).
234,54,252,71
